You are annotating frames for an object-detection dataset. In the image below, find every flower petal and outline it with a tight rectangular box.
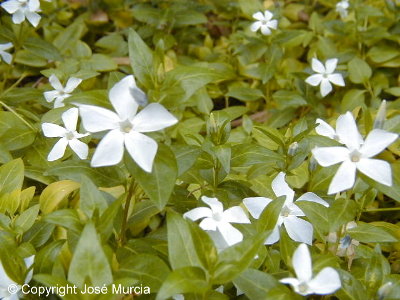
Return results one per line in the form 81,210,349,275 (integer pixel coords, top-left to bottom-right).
292,243,313,282
124,131,158,173
25,11,41,27
54,95,68,108
223,206,250,224
78,104,119,132
260,25,272,35
91,129,124,167
12,9,25,24
267,19,278,29
279,277,301,291
325,58,338,74
297,192,329,207
28,0,40,11
61,108,79,131
68,139,88,160
47,138,68,161
315,119,336,139
0,51,12,64
201,196,223,214
252,12,264,20
360,129,398,158
43,90,60,103
328,160,357,194
1,0,20,13
250,21,262,32
336,112,362,150
312,146,349,167
328,73,345,86
42,123,66,137
208,230,229,252
311,58,325,73
132,103,178,132
265,225,280,244
357,158,392,186
284,217,314,245
243,197,272,219
217,222,243,246
272,172,295,203
263,10,273,20
109,75,139,120
184,207,213,221
48,74,63,91
199,217,218,231
320,79,333,97
64,77,82,93
308,267,341,295
305,74,323,86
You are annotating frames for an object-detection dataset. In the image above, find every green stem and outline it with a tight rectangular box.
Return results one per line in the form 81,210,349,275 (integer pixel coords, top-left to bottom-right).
364,207,400,212
119,180,137,246
0,100,36,131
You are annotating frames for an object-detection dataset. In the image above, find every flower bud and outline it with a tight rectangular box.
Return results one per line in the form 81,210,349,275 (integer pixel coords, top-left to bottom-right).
373,100,387,129
377,282,393,300
288,142,299,156
309,155,318,172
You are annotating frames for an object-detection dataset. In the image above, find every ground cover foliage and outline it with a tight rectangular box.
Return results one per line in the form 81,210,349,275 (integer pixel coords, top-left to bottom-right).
0,0,400,299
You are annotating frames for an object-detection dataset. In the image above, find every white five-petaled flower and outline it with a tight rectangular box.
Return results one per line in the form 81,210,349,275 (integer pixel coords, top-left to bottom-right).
280,244,341,296
0,43,13,64
44,74,82,108
183,196,251,247
1,0,41,27
305,58,345,97
250,10,278,35
0,255,34,300
315,116,363,145
336,0,349,19
244,172,329,245
312,112,398,194
42,108,89,161
77,75,177,172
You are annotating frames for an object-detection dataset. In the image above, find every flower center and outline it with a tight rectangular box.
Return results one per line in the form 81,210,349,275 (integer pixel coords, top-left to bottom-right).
212,212,223,222
280,206,291,217
339,235,352,249
261,20,268,25
322,73,329,78
65,131,75,140
298,282,309,294
350,149,362,162
119,119,133,133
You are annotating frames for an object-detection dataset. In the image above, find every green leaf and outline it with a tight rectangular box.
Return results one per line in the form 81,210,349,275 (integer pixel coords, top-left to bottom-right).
79,176,109,218
68,223,113,288
128,28,155,88
167,210,202,270
15,204,39,233
341,89,366,112
119,253,170,292
0,158,24,195
257,196,285,234
43,209,83,233
347,223,398,243
348,57,372,84
97,197,123,240
22,221,55,247
327,198,357,232
39,180,80,214
45,161,125,188
172,145,202,176
156,267,209,300
226,86,264,102
24,37,62,61
296,200,330,235
83,54,118,72
125,144,178,210
34,240,65,274
233,269,283,300
53,19,87,54
273,91,307,109
231,144,283,168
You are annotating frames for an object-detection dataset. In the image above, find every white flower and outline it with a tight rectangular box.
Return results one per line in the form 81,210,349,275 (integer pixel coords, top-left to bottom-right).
42,108,89,161
44,74,82,108
1,0,41,27
280,244,341,296
315,116,363,145
0,43,13,64
183,196,251,247
305,58,345,97
312,112,398,194
0,255,34,300
244,172,329,245
77,75,177,172
336,0,349,19
250,10,278,35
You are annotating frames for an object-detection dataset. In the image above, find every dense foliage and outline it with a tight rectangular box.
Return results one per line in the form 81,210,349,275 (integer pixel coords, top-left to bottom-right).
0,0,399,299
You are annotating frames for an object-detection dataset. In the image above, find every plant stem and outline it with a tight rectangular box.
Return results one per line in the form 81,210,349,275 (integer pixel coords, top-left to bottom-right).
364,207,400,212
119,180,137,246
0,100,36,131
